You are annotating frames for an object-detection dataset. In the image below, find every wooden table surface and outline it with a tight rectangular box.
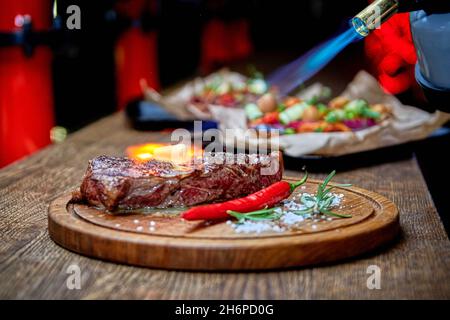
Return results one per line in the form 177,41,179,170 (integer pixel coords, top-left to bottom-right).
1,113,449,299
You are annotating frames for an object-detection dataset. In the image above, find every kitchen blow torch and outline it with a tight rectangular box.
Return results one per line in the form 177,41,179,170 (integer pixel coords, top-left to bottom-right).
352,0,450,36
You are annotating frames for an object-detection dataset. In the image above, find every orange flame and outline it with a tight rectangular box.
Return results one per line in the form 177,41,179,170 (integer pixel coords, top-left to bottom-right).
126,143,203,164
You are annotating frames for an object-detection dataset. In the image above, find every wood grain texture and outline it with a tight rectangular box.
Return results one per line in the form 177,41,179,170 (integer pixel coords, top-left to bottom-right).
1,113,450,299
48,179,399,270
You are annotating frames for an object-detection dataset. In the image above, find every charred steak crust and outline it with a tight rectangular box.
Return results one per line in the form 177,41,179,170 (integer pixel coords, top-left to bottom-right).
77,152,283,211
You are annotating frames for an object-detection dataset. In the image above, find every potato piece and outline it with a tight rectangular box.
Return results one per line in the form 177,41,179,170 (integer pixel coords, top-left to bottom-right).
329,96,350,109
302,105,321,121
257,93,278,113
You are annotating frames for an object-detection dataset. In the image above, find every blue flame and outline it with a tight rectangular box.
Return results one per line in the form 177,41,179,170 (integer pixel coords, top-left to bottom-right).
268,26,363,96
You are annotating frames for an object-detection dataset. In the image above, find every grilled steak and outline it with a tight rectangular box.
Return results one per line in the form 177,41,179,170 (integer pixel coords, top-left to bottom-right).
76,152,283,211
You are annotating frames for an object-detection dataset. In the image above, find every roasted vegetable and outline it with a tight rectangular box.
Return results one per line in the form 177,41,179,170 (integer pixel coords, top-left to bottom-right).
279,102,309,124
257,93,278,113
245,103,264,120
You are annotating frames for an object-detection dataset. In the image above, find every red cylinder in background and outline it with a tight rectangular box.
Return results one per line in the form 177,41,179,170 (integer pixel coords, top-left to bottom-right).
0,0,54,168
115,27,159,110
114,0,160,110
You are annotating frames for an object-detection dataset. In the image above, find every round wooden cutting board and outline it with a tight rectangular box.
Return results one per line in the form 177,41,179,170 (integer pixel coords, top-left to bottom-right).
48,178,399,270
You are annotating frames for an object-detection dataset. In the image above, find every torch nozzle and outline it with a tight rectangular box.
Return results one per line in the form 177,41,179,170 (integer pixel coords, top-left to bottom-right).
352,0,399,37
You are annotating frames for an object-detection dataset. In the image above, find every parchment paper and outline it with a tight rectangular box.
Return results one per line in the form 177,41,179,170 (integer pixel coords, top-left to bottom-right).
147,70,450,157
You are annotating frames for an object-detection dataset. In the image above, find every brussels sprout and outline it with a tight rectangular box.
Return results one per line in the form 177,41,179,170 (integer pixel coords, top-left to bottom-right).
307,96,319,105
344,99,368,114
317,103,328,114
325,109,345,123
325,112,338,123
362,108,381,119
277,103,287,112
345,111,356,120
284,128,296,135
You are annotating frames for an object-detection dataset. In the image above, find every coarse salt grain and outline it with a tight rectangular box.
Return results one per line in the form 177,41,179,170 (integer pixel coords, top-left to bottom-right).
149,221,156,226
133,219,139,224
283,200,307,211
136,226,143,231
149,227,155,232
325,193,343,207
233,221,271,234
281,212,305,225
232,221,285,234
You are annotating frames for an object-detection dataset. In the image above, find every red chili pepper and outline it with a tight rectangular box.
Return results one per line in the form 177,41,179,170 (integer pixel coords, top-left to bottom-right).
181,173,308,221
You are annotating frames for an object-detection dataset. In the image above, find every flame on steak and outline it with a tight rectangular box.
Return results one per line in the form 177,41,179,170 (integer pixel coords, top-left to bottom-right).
126,143,203,164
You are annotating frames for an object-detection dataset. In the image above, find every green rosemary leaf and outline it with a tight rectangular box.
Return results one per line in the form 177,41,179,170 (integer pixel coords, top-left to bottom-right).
227,209,281,221
297,170,353,219
317,170,336,199
319,196,334,210
290,171,309,191
248,214,282,221
322,193,335,201
242,208,275,216
227,211,246,221
321,170,336,189
293,208,314,216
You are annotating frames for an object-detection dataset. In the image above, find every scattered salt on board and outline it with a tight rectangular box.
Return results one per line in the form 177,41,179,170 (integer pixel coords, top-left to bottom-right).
228,192,344,234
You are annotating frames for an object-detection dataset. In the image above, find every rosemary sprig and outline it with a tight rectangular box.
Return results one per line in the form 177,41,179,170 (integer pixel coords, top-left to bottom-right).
297,170,352,218
227,208,282,223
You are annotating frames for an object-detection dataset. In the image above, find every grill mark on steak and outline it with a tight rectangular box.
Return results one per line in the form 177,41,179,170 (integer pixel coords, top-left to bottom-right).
77,152,283,211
